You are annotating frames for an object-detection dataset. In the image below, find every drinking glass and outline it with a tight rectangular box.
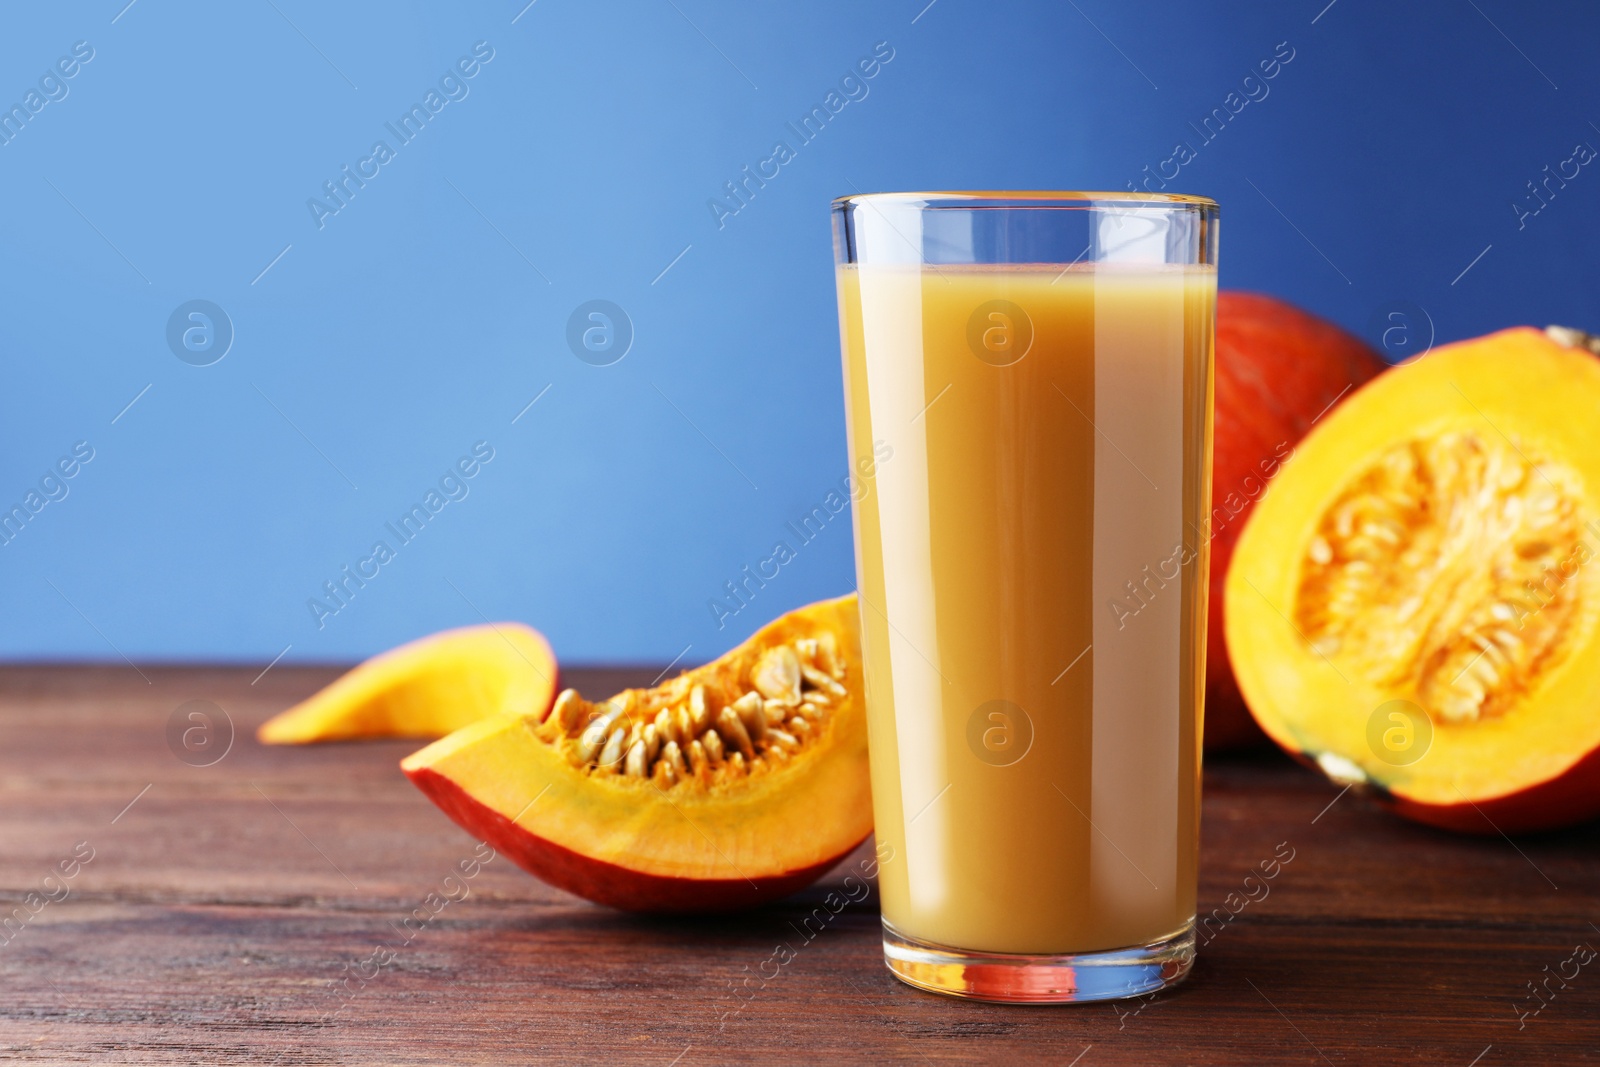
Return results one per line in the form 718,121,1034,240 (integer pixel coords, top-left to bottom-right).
832,191,1218,1003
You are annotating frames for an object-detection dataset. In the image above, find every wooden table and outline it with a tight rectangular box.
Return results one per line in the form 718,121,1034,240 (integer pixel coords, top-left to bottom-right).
1,664,1596,1064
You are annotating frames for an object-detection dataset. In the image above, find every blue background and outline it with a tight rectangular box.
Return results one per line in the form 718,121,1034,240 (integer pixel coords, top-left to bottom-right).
2,0,1596,667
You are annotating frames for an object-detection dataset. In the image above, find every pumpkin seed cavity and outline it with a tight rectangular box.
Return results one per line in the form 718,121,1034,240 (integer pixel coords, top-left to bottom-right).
1292,430,1591,724
537,633,846,787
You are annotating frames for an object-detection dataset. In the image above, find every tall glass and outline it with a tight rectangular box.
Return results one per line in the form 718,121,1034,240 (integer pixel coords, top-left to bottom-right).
832,192,1218,1003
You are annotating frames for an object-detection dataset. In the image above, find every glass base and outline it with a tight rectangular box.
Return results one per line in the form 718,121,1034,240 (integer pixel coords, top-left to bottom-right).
881,919,1195,1004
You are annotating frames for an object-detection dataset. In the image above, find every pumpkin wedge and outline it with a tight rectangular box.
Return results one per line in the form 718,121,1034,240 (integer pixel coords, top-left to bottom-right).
258,624,557,744
402,595,871,912
1227,327,1600,833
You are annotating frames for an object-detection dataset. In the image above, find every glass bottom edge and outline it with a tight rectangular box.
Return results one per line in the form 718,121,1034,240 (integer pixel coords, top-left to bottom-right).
881,918,1195,1004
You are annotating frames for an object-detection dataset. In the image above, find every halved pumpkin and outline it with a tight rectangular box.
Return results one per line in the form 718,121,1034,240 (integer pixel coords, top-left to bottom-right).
402,595,871,911
1227,327,1600,833
258,624,557,744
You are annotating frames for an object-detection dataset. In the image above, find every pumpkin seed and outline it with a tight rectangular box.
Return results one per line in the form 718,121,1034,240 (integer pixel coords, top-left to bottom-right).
625,738,649,778
686,738,709,776
700,728,725,765
733,694,767,742
689,684,713,734
752,645,803,706
552,689,590,732
715,707,755,759
801,664,847,698
653,756,678,787
662,739,688,778
817,630,842,677
597,725,627,771
576,706,623,763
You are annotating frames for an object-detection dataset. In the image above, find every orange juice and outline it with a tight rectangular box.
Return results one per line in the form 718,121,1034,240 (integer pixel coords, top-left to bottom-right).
837,262,1213,955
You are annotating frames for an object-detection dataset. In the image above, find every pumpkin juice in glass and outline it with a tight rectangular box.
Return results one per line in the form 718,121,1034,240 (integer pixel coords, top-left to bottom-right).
832,193,1218,1003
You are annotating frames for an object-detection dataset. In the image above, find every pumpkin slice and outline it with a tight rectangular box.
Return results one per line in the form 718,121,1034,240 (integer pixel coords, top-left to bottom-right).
1227,327,1600,833
258,624,557,744
401,595,871,912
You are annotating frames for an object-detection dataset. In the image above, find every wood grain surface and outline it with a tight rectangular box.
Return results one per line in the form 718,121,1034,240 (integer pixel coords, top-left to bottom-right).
0,664,1596,1065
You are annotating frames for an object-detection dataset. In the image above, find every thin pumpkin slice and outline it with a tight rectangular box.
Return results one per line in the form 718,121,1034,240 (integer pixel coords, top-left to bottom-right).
401,594,871,912
258,624,557,744
1227,326,1600,833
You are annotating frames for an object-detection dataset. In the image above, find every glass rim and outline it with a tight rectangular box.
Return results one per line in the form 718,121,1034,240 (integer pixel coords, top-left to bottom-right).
831,190,1217,210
